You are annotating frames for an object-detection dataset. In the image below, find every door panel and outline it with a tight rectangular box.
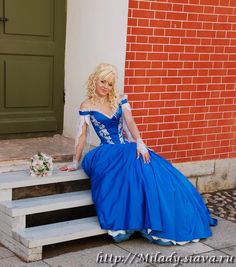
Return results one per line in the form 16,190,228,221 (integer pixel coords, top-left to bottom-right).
5,0,53,37
5,56,53,108
0,0,66,134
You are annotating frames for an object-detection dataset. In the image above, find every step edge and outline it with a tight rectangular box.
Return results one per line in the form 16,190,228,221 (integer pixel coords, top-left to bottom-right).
0,191,93,216
0,172,88,189
13,217,106,248
11,198,94,216
20,228,107,248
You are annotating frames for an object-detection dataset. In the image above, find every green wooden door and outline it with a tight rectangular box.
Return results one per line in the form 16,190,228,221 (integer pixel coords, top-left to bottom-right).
0,0,66,134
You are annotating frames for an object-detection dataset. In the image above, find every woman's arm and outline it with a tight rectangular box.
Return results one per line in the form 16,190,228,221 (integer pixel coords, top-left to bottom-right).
74,122,87,162
122,104,150,164
122,107,141,140
60,102,89,171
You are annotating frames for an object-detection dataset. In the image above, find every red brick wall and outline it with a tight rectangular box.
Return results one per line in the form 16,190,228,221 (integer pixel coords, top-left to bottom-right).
124,0,236,163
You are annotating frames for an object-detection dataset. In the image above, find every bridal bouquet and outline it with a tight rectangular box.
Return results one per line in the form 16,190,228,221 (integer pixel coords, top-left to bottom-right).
30,152,53,177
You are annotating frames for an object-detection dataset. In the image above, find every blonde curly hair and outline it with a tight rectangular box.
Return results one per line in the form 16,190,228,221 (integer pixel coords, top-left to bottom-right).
86,63,119,111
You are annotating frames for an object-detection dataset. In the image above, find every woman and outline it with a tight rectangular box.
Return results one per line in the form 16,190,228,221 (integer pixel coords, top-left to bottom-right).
60,63,217,245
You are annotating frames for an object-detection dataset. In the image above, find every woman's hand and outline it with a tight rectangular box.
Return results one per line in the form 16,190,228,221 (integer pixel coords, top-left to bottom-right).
137,149,150,164
136,138,150,164
59,161,79,172
59,165,78,172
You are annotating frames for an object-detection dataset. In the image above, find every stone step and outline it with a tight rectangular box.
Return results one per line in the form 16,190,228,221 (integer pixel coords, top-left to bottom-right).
0,167,88,190
13,216,106,248
0,156,73,173
0,191,93,217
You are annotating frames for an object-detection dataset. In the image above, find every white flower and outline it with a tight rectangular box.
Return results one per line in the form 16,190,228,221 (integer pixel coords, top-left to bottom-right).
29,152,53,177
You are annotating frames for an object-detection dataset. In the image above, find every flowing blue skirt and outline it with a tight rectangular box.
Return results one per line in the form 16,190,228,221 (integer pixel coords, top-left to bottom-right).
82,142,217,243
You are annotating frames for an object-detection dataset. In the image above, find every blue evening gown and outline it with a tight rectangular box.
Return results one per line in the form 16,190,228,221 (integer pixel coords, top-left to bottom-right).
79,98,217,245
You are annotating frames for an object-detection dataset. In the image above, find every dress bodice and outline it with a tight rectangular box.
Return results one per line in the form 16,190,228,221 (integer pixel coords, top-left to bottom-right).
79,100,129,145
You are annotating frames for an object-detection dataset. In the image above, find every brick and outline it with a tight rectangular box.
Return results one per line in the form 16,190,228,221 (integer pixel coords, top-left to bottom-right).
132,109,148,116
133,9,154,19
166,12,187,21
200,0,218,6
150,77,162,84
162,77,182,84
168,70,178,76
180,38,201,45
198,14,218,22
138,1,151,10
160,92,180,100
134,69,146,76
215,7,234,15
178,69,198,76
152,45,164,52
129,0,138,9
129,61,151,68
184,5,204,13
159,108,180,115
148,109,160,115
135,52,147,60
165,100,177,107
168,54,180,60
149,36,169,44
129,77,150,85
163,62,183,68
131,27,154,35
197,30,216,38
151,2,173,11
165,29,186,37
176,100,195,107
164,45,184,52
202,23,213,30
148,53,168,60
183,21,203,29
128,18,137,27
150,19,171,28
135,86,146,93
126,35,136,43
146,69,167,76
138,19,149,27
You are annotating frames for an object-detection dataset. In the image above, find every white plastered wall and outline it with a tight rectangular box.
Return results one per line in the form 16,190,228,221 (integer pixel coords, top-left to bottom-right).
63,0,129,145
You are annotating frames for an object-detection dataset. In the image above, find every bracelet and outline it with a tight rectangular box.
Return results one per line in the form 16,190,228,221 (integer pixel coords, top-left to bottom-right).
68,160,80,169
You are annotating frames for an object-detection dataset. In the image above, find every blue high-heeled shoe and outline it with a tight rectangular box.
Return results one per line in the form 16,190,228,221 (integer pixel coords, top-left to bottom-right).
112,230,135,243
140,230,173,246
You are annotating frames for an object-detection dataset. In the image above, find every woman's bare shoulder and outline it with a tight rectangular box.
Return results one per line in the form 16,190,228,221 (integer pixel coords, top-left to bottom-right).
117,93,128,104
80,99,92,110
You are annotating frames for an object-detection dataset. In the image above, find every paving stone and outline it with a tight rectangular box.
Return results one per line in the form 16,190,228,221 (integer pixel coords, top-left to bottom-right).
202,189,236,223
220,246,236,257
116,237,213,263
0,256,48,267
201,218,236,249
44,243,149,267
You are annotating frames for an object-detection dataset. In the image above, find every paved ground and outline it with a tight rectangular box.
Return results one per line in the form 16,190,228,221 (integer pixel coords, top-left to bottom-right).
202,189,236,223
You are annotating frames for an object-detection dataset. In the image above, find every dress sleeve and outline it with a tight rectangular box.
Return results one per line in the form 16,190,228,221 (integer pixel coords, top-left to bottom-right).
73,109,91,165
120,95,136,142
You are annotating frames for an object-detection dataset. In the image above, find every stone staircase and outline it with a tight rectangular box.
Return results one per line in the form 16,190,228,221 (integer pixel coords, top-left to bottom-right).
0,164,106,262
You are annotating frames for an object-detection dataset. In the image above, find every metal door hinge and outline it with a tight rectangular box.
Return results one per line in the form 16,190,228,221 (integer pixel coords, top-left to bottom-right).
0,17,8,22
